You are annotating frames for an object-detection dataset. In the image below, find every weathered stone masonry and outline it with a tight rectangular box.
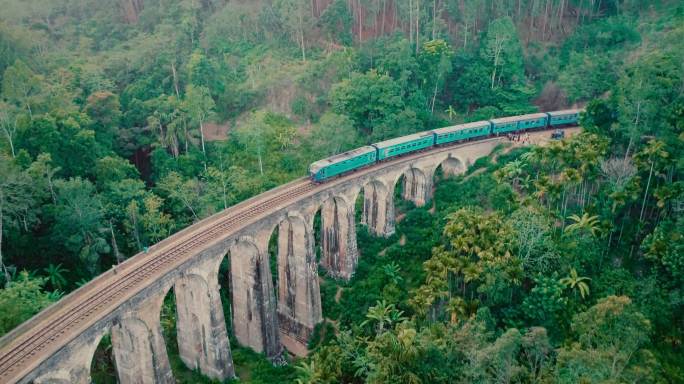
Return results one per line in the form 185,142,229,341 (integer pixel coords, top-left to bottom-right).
16,139,502,384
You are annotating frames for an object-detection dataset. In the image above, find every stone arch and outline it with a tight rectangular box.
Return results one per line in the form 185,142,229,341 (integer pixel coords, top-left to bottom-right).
89,328,115,383
34,327,109,384
439,155,467,178
229,236,280,357
398,166,430,207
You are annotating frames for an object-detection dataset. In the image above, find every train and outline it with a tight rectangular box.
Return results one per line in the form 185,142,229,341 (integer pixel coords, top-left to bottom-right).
309,109,581,182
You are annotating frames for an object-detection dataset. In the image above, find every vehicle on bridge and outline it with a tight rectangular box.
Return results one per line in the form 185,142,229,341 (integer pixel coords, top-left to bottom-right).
309,146,377,182
372,131,435,161
308,109,582,182
547,109,581,127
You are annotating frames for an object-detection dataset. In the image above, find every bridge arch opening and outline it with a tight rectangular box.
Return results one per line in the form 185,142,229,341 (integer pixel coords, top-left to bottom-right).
90,332,116,382
394,167,429,208
361,179,395,237
439,156,467,178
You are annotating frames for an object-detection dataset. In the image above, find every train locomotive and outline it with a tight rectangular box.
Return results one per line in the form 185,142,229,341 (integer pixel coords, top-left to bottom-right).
309,109,581,182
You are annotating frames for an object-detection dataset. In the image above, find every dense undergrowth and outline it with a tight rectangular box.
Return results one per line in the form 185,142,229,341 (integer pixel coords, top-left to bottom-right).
0,0,683,383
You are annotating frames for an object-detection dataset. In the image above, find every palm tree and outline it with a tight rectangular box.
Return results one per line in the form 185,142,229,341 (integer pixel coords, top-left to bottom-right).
361,300,406,335
565,213,601,237
559,268,591,299
446,296,467,324
635,139,669,221
445,105,457,121
43,263,69,290
295,360,316,384
382,262,403,285
497,160,525,190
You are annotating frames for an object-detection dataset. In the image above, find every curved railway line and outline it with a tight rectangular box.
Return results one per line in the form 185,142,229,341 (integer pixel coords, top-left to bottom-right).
0,128,576,384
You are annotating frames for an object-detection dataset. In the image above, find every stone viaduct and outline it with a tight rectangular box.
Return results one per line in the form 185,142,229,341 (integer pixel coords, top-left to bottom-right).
0,135,535,384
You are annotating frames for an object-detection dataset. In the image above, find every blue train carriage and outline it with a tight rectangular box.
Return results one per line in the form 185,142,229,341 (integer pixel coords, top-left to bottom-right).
547,109,581,127
309,146,377,182
372,131,435,161
432,120,492,145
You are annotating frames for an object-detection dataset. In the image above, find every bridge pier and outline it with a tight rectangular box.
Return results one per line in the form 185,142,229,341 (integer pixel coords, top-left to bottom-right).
276,211,322,352
174,257,234,380
111,291,173,384
230,234,281,358
362,180,395,237
320,188,360,280
401,167,433,207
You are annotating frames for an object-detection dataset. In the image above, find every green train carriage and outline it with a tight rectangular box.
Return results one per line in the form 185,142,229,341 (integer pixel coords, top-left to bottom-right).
515,112,549,131
490,112,549,134
308,109,583,182
432,121,492,145
547,109,581,126
309,146,377,182
372,131,435,161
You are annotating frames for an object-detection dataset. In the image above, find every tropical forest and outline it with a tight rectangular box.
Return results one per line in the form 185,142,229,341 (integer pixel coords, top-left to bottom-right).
0,0,682,383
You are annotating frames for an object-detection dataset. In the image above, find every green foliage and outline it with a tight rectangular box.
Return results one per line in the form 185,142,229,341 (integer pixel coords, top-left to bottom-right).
0,1,683,383
557,296,654,383
318,0,353,46
0,271,56,337
522,274,568,334
329,69,407,139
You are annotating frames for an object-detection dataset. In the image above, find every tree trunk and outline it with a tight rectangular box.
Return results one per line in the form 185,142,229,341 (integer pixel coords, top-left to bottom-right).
298,6,307,61
257,146,264,175
463,20,468,48
381,0,387,35
432,0,437,39
171,62,180,98
409,0,413,45
120,0,143,24
1,123,16,158
415,0,420,54
542,0,550,40
639,161,654,221
625,99,642,160
183,118,189,154
431,76,439,113
130,209,141,251
109,220,123,264
199,119,206,155
0,196,8,286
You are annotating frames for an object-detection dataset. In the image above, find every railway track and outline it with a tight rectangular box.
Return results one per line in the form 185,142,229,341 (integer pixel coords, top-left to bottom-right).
0,127,578,383
0,179,317,383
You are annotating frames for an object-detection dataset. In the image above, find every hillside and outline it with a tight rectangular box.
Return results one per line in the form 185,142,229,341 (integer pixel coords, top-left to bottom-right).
0,0,683,383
